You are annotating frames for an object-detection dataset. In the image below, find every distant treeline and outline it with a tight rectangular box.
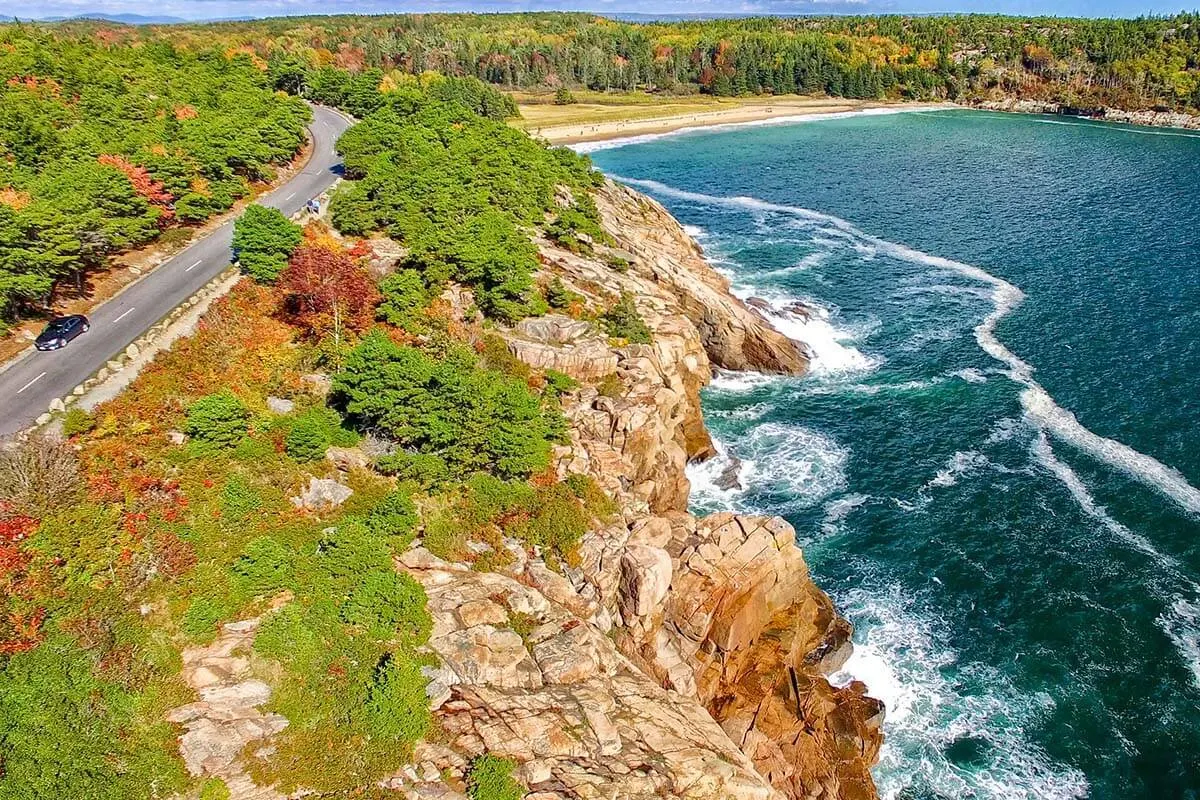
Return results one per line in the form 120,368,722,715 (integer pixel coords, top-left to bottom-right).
116,12,1200,111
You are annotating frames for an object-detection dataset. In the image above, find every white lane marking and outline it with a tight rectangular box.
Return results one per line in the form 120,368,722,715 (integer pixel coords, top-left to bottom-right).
112,308,135,325
17,371,46,394
185,259,202,272
285,191,296,201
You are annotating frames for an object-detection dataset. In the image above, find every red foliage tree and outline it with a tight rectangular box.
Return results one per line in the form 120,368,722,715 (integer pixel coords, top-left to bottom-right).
277,244,380,348
0,511,43,655
98,154,175,224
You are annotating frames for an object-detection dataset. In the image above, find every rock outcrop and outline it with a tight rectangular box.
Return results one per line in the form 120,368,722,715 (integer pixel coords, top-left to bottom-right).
972,97,1200,130
595,181,809,375
166,617,288,800
427,179,884,798
396,548,787,800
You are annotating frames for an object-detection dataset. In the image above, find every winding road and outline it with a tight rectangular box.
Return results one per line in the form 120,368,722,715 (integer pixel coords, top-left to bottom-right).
0,105,353,436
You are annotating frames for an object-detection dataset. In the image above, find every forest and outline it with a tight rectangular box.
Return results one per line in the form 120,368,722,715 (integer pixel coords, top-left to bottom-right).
3,13,1199,327
0,26,309,325
144,12,1200,110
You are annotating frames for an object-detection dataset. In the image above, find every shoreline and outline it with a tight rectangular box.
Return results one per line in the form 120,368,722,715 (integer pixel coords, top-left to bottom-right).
527,95,1200,149
530,99,956,146
964,99,1200,132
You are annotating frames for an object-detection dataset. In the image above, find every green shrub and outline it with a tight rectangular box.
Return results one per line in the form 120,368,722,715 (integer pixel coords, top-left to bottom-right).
340,570,431,642
220,473,263,519
365,653,432,743
315,522,392,590
553,87,577,105
232,433,276,464
182,595,233,641
377,268,432,327
543,369,579,396
199,778,232,800
231,536,293,595
365,488,419,543
184,390,249,447
0,635,187,800
233,205,302,283
602,293,652,344
421,509,465,561
460,474,536,527
510,483,589,558
375,452,452,489
334,331,561,480
596,373,624,399
175,193,212,224
544,277,581,310
60,407,96,436
285,414,331,462
565,473,618,520
467,754,524,800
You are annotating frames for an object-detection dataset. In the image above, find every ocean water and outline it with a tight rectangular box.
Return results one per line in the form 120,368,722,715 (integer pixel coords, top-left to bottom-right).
585,109,1200,800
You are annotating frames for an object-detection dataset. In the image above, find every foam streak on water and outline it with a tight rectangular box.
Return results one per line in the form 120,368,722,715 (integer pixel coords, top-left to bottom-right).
617,176,1200,519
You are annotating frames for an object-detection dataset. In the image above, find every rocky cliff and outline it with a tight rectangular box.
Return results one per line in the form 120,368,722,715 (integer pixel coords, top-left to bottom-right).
171,180,881,800
384,180,882,799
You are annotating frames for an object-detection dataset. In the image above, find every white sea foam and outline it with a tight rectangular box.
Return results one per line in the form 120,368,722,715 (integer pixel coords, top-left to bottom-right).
731,289,878,376
820,493,871,535
707,369,779,393
1159,597,1200,691
706,401,772,422
1030,433,1187,574
798,378,944,397
681,223,707,239
953,367,990,384
986,417,1024,444
569,105,944,153
1023,387,1200,516
618,176,1200,519
926,450,991,489
688,423,848,513
832,586,1090,800
758,250,830,278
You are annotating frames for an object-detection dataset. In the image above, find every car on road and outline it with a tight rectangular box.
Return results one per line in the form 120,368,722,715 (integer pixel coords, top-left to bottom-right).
34,314,90,351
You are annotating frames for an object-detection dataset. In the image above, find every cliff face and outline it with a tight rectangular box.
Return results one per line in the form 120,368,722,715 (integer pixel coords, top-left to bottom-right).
388,180,883,799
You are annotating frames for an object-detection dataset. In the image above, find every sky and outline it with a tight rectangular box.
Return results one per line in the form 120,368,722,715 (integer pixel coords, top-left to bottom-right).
7,0,1195,23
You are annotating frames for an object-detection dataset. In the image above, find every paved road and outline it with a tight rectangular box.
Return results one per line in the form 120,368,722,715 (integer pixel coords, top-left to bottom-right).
0,105,353,436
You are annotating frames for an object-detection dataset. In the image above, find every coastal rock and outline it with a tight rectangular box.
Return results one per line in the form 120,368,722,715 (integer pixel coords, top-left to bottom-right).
594,180,809,375
290,477,352,510
400,549,787,800
714,454,744,491
167,617,288,796
618,544,673,619
265,396,294,415
325,445,369,471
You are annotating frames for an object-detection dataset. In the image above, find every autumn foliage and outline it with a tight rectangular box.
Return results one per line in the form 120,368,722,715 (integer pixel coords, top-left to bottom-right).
0,510,42,655
98,154,176,224
277,243,379,343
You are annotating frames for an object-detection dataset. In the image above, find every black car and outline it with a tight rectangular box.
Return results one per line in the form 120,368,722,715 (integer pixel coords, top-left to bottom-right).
35,314,90,351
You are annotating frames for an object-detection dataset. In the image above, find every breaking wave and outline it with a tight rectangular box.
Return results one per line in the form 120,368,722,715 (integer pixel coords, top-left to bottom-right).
832,585,1091,800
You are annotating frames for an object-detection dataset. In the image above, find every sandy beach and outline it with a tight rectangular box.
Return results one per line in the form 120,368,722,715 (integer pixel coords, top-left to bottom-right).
524,98,956,145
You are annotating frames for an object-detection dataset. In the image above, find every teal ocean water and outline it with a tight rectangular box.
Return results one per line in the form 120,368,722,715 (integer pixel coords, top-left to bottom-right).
584,110,1200,799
